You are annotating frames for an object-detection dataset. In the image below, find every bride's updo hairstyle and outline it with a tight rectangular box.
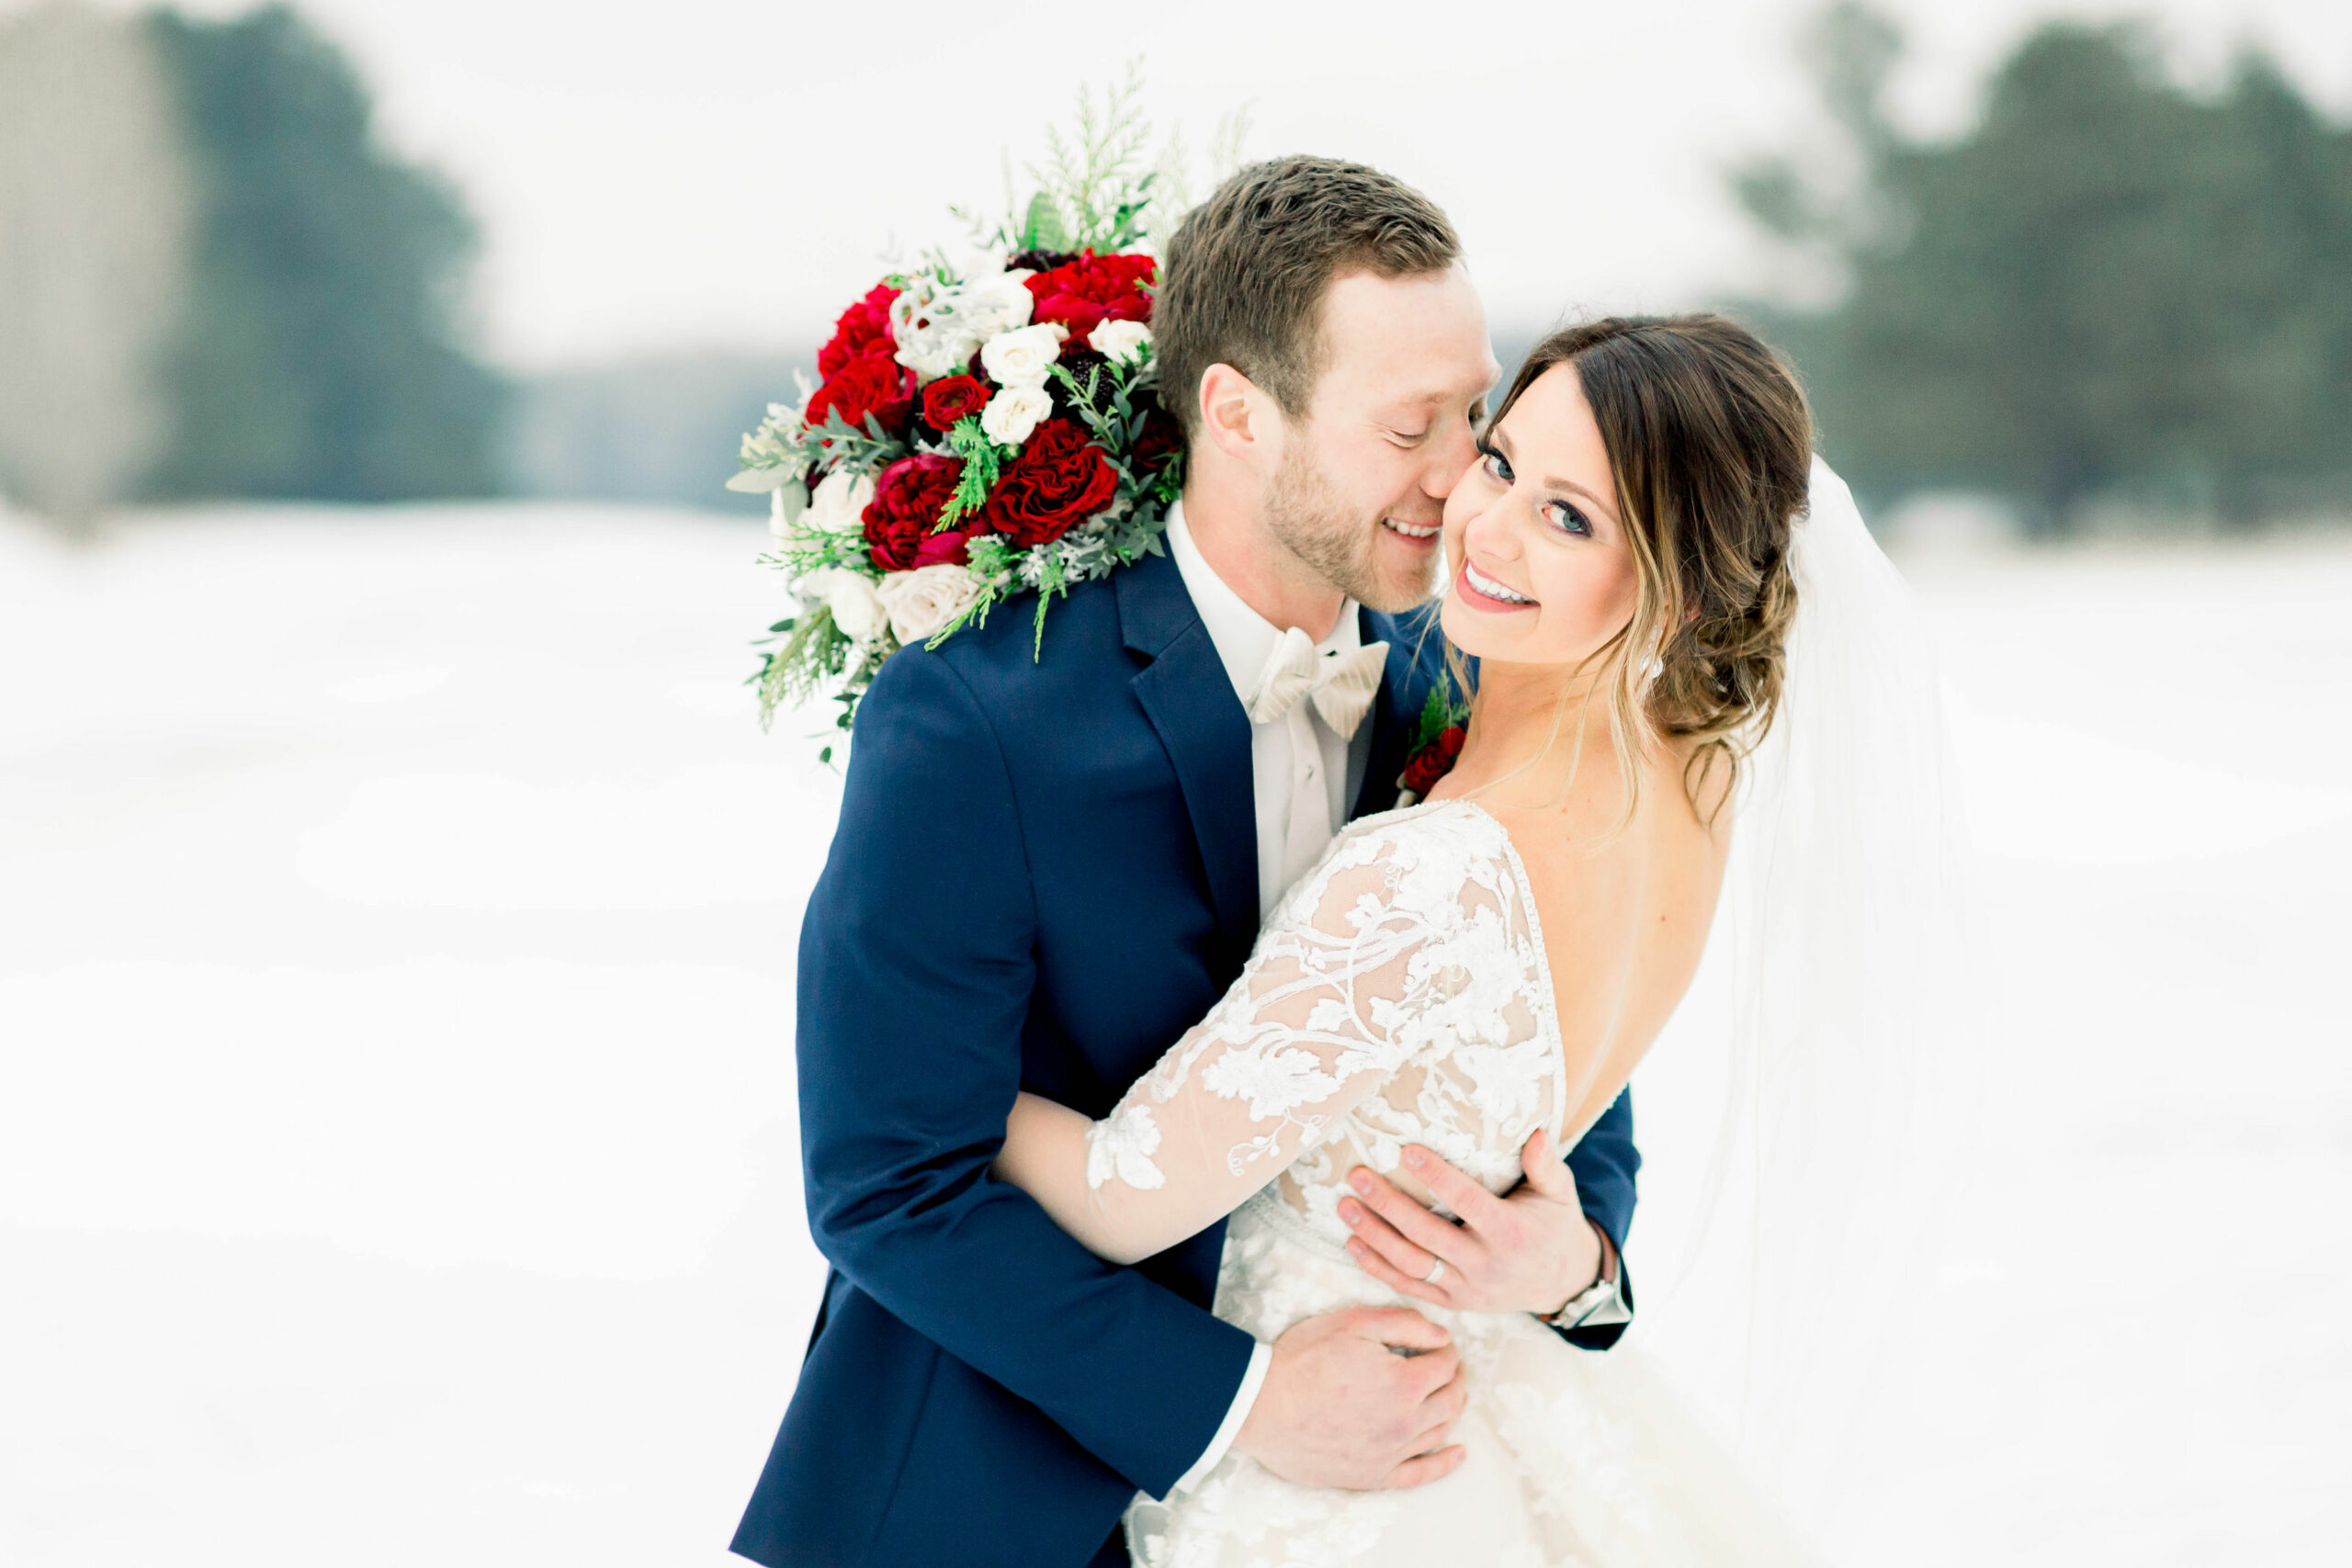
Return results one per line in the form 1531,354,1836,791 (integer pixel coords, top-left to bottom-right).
1480,313,1811,821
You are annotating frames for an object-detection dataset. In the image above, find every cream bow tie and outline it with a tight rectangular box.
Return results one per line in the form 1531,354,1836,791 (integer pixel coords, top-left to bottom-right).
1244,626,1390,739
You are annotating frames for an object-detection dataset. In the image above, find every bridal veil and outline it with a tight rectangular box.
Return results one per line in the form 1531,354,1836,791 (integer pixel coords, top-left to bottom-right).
1631,457,1983,1531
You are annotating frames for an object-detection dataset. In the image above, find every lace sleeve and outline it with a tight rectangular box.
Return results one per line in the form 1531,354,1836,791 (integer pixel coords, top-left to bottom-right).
998,818,1521,1266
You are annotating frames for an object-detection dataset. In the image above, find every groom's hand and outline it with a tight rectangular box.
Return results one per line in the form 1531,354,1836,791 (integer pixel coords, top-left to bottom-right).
1337,1132,1605,1317
1231,1307,1468,1491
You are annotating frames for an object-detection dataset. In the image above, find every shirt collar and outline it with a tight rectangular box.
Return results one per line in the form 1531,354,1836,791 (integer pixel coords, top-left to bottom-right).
1163,498,1361,708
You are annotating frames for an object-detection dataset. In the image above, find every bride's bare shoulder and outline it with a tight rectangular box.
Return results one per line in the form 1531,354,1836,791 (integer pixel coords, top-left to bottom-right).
1666,735,1739,850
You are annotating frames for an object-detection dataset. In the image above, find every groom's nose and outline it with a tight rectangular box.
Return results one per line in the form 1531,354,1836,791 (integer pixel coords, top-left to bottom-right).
1421,417,1479,501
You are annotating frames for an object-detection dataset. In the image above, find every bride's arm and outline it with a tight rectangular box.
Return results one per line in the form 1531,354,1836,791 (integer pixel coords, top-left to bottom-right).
993,1091,1118,1251
991,830,1455,1266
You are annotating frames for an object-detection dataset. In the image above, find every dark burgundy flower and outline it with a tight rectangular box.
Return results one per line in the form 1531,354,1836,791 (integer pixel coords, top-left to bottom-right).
863,454,978,570
1131,404,1182,471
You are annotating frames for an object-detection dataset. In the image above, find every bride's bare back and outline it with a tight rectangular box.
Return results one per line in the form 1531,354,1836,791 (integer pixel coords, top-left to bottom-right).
1398,717,1730,1208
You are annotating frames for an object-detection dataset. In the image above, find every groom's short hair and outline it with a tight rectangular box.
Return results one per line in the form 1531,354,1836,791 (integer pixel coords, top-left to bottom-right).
1157,155,1460,442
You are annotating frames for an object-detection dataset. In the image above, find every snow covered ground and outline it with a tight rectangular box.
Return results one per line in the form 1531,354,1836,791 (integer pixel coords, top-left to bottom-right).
1,503,2345,1565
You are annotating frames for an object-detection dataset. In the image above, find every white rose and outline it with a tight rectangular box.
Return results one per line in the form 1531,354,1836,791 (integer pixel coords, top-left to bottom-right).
804,468,876,534
956,269,1035,340
978,321,1069,389
875,563,986,645
890,281,982,382
895,323,981,383
824,570,889,644
978,385,1053,447
1088,319,1152,366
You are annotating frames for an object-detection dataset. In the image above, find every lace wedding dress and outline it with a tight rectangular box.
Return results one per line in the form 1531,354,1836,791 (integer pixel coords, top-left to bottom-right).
1059,798,1820,1568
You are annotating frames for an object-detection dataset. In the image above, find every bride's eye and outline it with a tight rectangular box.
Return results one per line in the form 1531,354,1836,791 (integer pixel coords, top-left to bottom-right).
1546,501,1594,539
1476,440,1513,485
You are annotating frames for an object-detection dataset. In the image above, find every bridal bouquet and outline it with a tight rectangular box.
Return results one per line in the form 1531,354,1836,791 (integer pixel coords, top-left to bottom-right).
732,86,1185,750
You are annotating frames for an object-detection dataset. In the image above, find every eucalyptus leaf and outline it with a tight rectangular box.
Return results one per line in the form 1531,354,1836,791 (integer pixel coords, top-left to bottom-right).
774,478,810,525
726,466,792,493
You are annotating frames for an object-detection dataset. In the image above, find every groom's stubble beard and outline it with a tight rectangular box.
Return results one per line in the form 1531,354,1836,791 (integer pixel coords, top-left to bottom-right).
1261,440,1439,615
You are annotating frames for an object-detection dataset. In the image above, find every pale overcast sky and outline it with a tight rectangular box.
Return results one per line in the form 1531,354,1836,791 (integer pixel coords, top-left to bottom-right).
74,0,2352,368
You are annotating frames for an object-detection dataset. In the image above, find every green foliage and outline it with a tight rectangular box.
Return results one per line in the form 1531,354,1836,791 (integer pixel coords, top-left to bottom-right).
1408,683,1470,755
1031,62,1158,252
808,405,910,474
1020,192,1069,254
141,5,506,502
752,604,848,729
969,61,1161,255
938,416,1006,530
1029,547,1078,658
1741,6,2352,532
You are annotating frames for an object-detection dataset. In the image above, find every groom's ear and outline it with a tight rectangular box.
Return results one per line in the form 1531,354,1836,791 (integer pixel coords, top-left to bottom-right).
1198,362,1279,471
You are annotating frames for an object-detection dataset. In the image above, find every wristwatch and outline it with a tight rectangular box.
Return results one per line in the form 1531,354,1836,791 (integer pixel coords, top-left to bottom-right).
1543,1228,1632,1333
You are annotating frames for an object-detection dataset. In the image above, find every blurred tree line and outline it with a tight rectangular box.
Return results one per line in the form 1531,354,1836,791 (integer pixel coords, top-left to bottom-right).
0,3,502,524
1742,6,2352,534
143,5,505,502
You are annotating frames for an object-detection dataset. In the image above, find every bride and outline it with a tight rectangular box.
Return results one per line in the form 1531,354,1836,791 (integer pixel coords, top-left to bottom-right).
993,312,1947,1566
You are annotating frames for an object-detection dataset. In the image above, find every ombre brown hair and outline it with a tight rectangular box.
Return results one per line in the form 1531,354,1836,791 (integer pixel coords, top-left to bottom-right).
1467,314,1811,823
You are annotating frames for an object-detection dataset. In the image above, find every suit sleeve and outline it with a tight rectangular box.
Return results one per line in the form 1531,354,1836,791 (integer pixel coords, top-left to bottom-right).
796,647,1257,1499
1557,1087,1640,1349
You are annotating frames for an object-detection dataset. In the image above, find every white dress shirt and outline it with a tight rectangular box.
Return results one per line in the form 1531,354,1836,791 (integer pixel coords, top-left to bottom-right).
1156,499,1376,1495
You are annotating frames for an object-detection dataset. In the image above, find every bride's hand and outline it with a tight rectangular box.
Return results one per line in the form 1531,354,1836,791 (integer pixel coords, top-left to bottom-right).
1337,1131,1604,1316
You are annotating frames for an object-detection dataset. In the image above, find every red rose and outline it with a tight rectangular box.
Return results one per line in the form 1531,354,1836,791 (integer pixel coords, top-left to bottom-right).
806,354,916,440
1399,726,1466,797
863,454,978,570
817,282,900,378
1023,251,1156,347
922,374,990,431
979,418,1119,547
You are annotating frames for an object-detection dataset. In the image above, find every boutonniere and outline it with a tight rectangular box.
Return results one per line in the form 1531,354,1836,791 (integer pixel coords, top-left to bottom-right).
1395,687,1470,807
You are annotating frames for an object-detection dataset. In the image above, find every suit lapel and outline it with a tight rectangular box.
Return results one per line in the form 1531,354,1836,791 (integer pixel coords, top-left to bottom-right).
1116,551,1260,964
1352,602,1442,821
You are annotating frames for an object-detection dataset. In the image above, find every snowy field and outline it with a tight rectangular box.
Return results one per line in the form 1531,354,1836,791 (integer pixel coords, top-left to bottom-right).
1,502,2346,1565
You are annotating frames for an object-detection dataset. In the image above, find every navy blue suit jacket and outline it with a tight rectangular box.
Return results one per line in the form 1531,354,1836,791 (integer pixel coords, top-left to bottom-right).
731,547,1640,1568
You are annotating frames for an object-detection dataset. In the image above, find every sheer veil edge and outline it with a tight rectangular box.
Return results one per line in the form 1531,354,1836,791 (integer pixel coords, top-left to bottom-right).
1630,457,1985,1530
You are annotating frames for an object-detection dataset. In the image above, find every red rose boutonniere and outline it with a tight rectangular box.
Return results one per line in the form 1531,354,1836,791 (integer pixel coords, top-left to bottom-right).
1396,687,1473,807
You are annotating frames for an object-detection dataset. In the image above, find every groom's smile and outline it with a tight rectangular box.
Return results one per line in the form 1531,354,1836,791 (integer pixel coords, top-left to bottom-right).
1272,265,1498,613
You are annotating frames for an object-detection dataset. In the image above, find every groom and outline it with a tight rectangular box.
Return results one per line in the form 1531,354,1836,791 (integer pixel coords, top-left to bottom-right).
732,157,1640,1568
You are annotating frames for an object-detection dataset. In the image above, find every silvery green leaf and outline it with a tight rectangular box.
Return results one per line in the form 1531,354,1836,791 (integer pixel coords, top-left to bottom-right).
774,477,809,525
727,466,789,493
